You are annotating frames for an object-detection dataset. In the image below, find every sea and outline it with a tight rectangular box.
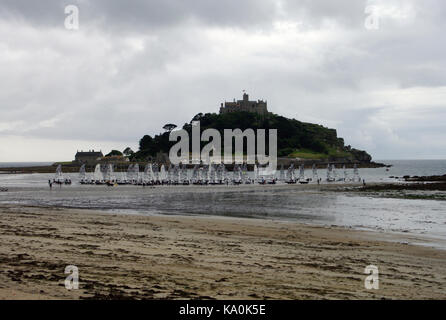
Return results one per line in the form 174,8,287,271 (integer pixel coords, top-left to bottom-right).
0,162,53,168
0,160,445,249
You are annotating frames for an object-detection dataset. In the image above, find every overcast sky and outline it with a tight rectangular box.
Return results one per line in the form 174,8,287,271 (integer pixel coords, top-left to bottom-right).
0,0,445,161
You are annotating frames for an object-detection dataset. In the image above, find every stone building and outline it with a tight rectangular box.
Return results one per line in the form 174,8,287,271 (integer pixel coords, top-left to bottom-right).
74,150,103,164
219,93,268,115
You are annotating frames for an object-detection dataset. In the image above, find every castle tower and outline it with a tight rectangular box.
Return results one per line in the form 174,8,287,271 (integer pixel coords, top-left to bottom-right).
219,92,268,115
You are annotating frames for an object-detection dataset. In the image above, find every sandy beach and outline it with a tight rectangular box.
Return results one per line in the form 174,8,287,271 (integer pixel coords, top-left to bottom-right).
0,204,445,300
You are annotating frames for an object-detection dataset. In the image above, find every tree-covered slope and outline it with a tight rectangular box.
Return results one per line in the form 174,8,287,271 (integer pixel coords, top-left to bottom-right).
133,112,372,163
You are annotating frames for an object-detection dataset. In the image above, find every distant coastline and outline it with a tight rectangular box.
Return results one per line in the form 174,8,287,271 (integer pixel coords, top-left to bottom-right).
0,162,54,173
0,162,53,168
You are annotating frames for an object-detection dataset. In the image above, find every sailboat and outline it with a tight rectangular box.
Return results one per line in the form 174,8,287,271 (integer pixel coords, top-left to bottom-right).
181,164,190,185
160,165,168,184
54,165,64,184
133,163,141,185
285,164,297,184
326,164,335,182
254,164,258,182
79,164,87,184
93,164,105,184
143,163,154,185
343,165,349,182
104,164,116,186
233,164,242,185
312,164,318,182
299,165,309,184
353,164,361,182
192,165,200,185
152,164,160,185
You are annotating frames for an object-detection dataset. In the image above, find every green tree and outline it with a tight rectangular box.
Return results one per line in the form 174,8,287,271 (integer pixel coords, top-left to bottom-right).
105,150,123,157
162,123,177,132
123,147,134,156
133,111,372,162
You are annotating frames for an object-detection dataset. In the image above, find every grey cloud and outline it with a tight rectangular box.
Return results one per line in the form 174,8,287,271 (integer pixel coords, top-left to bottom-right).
1,0,446,160
282,0,368,27
0,0,280,30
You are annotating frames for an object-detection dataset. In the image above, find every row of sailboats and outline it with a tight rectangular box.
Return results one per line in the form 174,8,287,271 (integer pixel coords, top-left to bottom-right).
79,163,257,186
73,162,361,186
281,163,361,184
325,164,362,182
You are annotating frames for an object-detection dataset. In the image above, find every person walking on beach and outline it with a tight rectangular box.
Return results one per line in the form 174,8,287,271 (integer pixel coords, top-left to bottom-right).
48,180,53,189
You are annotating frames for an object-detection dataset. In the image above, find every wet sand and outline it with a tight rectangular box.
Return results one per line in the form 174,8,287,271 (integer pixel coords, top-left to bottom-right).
0,204,445,300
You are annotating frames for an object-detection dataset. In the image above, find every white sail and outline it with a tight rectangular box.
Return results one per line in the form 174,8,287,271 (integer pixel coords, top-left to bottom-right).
126,164,134,181
192,165,199,182
160,165,167,181
299,164,305,180
151,164,158,182
144,163,153,182
312,164,318,181
133,163,140,182
94,164,102,181
326,164,333,181
207,164,211,181
105,164,114,181
181,164,188,182
55,164,63,182
287,164,295,181
198,167,203,181
353,164,360,182
79,164,86,181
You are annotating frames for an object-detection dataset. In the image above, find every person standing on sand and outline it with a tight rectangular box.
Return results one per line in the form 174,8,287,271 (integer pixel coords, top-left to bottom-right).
48,180,52,189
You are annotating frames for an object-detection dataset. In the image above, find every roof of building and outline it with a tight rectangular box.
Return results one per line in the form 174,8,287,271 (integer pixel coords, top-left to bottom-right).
75,151,103,157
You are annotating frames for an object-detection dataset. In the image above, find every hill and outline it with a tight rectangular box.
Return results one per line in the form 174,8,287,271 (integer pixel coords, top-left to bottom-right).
133,111,373,164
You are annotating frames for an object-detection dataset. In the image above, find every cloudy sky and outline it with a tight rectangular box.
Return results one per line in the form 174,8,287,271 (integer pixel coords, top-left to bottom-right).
0,0,445,161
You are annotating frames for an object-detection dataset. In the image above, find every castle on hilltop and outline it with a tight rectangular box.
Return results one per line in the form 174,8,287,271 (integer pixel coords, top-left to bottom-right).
219,92,268,115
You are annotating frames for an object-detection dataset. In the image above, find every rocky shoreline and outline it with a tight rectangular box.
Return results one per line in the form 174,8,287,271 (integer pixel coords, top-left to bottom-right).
402,174,446,182
346,174,446,201
359,182,446,192
276,158,388,169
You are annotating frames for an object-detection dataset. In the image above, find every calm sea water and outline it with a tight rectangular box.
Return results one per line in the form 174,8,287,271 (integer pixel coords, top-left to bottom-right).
0,162,53,168
0,160,445,248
